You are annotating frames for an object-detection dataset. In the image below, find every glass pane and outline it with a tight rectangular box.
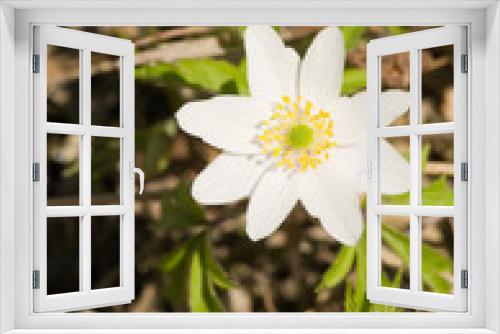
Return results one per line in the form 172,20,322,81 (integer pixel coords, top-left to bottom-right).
421,134,454,206
47,217,80,294
91,216,121,289
91,137,121,205
421,45,454,124
91,52,121,127
47,45,80,124
380,215,410,289
47,134,80,206
379,137,410,205
421,217,454,294
379,52,410,127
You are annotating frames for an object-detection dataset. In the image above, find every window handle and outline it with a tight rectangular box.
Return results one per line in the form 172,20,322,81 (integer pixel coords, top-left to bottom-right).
130,162,145,195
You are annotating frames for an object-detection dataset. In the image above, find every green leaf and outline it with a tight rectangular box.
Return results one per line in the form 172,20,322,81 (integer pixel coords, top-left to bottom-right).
136,58,248,95
160,235,200,273
135,62,177,81
202,234,235,289
204,280,224,312
384,267,403,290
368,269,403,312
341,68,366,96
423,270,452,294
381,224,452,294
381,224,410,264
161,181,206,228
161,236,201,309
344,278,355,312
382,175,453,207
340,26,367,50
391,267,403,289
189,247,211,312
353,231,368,311
161,242,191,273
161,232,207,311
421,175,454,206
235,59,249,96
189,236,224,312
316,245,356,291
421,143,431,171
387,26,409,36
174,58,237,92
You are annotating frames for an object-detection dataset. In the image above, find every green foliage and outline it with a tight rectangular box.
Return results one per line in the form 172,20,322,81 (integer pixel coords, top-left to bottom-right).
160,231,234,312
136,58,249,95
341,68,366,96
160,236,195,273
421,176,454,206
158,183,233,311
135,118,178,178
368,269,402,312
203,237,236,289
161,181,206,228
353,231,368,311
340,27,367,50
381,141,453,206
318,165,453,311
344,278,355,312
382,224,452,293
189,242,224,312
342,231,368,312
316,245,356,291
382,175,453,206
323,220,452,312
387,26,410,36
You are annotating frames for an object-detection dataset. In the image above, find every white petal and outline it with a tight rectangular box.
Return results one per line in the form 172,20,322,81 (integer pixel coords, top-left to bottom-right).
332,91,409,146
329,142,367,192
246,168,298,241
322,137,409,194
300,27,345,108
331,93,368,146
297,161,362,245
379,139,410,194
192,154,270,205
380,90,410,126
245,26,299,100
176,96,270,154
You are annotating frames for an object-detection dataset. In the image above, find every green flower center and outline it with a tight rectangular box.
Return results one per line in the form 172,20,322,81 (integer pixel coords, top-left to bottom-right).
288,124,314,149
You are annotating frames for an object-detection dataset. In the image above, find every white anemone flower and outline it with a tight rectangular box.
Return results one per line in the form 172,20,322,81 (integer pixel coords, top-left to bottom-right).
176,26,409,245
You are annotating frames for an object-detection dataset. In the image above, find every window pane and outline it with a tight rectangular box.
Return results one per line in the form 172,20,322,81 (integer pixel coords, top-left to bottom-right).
47,45,80,124
91,52,121,127
379,137,410,205
47,217,80,295
91,216,121,289
421,217,454,294
379,52,410,127
47,134,80,206
421,45,454,124
91,137,121,205
421,134,454,206
380,215,410,289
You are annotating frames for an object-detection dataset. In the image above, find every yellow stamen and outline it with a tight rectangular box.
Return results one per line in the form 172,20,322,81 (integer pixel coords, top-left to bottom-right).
256,95,335,172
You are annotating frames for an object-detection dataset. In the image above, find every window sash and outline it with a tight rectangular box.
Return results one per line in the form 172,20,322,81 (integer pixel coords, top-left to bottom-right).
32,26,135,312
366,26,468,312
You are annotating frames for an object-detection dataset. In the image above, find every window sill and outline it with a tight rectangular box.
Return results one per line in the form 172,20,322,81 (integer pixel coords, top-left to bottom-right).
4,328,497,334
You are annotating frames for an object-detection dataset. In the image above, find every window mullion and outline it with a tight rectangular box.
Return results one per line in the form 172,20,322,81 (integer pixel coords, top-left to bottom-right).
409,48,421,293
80,48,92,293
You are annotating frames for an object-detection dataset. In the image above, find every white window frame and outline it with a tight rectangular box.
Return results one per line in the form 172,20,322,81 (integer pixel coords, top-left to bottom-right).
0,1,499,333
32,26,136,312
366,26,468,312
